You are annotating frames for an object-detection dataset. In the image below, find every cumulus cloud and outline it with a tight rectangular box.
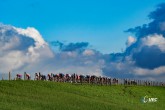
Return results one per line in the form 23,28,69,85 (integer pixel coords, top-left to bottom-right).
133,66,165,76
126,36,136,47
0,24,54,74
1,3,165,81
0,24,104,78
141,34,165,52
126,3,165,38
132,45,165,69
83,49,95,56
14,27,46,47
102,3,165,81
124,3,165,71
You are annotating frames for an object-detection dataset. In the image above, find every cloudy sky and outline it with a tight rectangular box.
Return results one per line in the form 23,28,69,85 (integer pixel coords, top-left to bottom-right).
0,0,165,81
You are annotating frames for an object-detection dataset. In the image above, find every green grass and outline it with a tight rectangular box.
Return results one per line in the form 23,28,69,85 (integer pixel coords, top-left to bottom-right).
0,80,164,110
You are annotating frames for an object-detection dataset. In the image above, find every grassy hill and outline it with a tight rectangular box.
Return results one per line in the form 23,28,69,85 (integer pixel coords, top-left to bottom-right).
0,80,164,110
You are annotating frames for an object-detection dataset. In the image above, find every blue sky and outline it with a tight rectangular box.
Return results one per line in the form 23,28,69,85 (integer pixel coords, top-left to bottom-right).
0,0,165,53
1,0,165,81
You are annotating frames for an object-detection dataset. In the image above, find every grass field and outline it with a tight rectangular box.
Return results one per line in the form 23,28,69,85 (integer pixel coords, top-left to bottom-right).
0,80,164,110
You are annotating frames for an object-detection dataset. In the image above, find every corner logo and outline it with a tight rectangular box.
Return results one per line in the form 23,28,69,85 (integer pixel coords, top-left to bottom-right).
142,95,158,103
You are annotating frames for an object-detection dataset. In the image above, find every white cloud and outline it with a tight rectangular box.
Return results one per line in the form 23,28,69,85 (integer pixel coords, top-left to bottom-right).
0,23,164,81
133,66,165,76
0,51,25,71
83,49,95,56
126,36,136,47
14,27,46,47
0,24,54,74
0,23,104,78
141,34,165,52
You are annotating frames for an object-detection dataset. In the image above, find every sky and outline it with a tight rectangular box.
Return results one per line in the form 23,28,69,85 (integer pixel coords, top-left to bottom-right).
0,0,165,53
0,0,165,81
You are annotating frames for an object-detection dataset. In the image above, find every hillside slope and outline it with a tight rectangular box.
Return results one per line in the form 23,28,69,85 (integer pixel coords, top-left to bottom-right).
0,80,164,110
